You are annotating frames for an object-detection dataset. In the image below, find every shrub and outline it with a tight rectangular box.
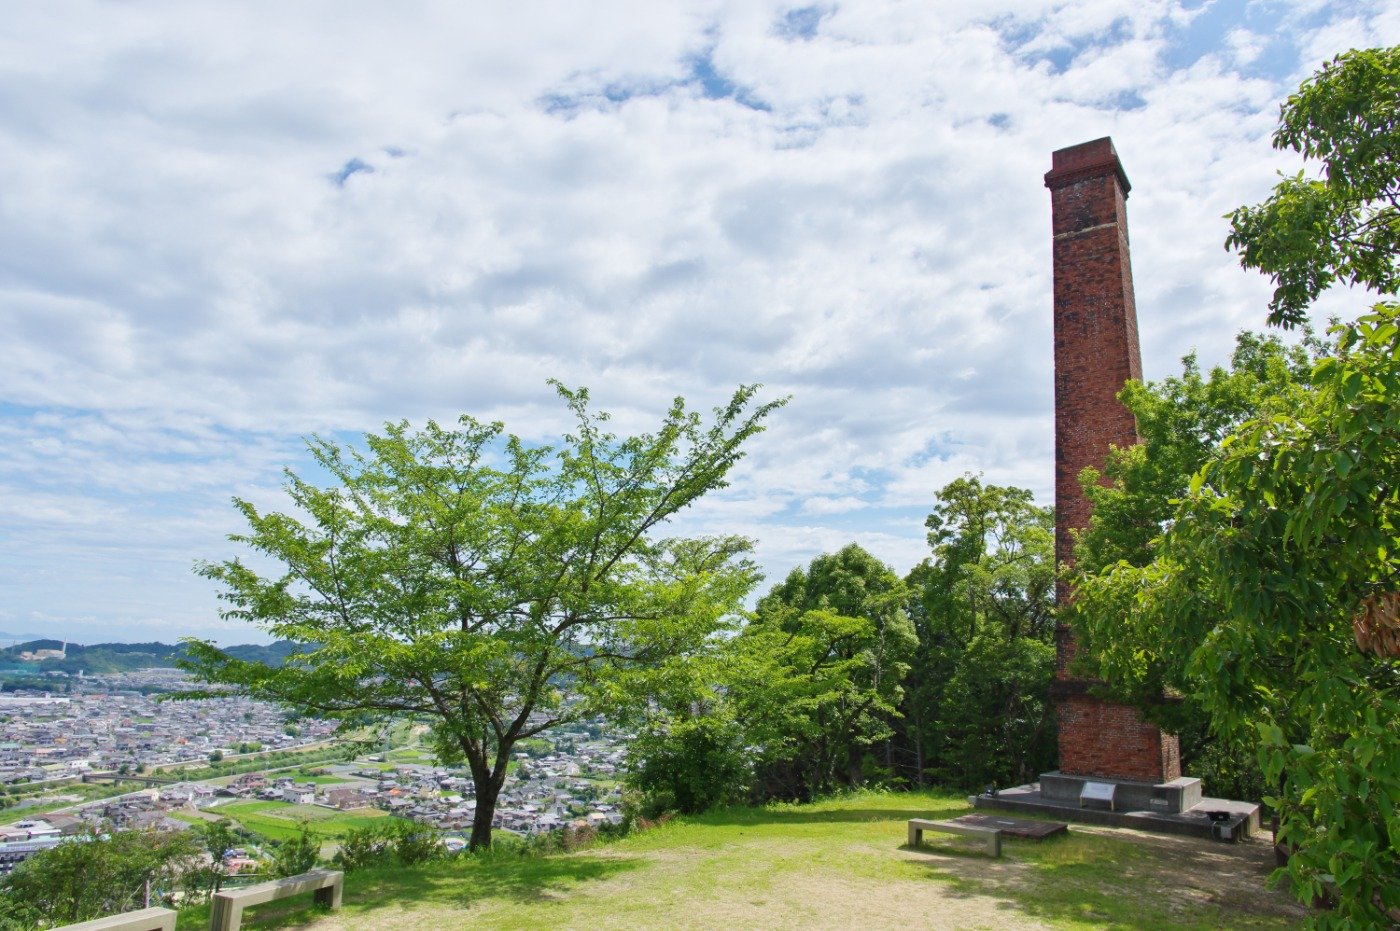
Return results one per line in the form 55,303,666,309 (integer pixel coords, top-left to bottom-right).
271,825,320,877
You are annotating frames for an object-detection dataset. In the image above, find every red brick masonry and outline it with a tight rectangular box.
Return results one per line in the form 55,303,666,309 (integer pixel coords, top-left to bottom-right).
1046,138,1180,783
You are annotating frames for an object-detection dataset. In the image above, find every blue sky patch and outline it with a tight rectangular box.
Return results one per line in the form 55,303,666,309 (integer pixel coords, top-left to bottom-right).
776,6,830,41
686,49,771,111
330,157,374,187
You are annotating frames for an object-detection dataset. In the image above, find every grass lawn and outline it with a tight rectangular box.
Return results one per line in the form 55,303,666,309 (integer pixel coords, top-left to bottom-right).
215,800,395,843
173,791,1306,930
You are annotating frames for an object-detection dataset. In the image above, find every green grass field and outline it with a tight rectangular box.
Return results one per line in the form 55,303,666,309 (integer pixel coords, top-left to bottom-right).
214,800,395,843
286,773,352,785
174,792,1307,930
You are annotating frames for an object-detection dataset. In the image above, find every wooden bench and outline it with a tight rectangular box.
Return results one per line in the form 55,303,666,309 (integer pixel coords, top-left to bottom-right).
56,907,176,931
907,818,1001,857
209,869,343,931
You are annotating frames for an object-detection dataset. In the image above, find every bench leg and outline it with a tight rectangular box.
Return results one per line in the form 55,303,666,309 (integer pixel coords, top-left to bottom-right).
908,824,922,847
210,899,244,931
986,833,1001,858
314,881,343,908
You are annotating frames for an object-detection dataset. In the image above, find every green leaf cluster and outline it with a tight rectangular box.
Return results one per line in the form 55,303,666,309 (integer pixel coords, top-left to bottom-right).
1226,46,1400,328
1072,307,1400,927
894,476,1058,790
734,545,917,800
270,824,320,878
0,827,202,928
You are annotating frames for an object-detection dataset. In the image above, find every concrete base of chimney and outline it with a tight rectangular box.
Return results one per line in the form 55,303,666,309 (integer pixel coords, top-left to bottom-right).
1039,771,1201,814
971,779,1260,843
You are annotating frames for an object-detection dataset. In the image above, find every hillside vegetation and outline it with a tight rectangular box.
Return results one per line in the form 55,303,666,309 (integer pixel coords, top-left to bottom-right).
0,640,299,676
175,792,1305,930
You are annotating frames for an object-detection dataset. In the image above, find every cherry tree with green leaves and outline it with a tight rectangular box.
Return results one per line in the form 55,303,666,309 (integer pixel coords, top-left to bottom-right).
186,384,783,850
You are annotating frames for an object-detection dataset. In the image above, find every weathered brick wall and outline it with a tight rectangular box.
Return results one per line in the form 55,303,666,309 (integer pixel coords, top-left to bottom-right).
1056,695,1181,782
1046,138,1180,783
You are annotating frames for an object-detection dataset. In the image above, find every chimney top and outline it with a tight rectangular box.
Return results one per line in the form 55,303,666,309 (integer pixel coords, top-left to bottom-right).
1044,136,1131,195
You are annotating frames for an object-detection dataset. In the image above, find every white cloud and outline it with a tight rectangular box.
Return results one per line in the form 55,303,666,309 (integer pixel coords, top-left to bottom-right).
0,0,1386,642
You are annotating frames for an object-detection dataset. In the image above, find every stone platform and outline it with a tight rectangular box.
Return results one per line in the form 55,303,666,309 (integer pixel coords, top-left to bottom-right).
970,781,1260,842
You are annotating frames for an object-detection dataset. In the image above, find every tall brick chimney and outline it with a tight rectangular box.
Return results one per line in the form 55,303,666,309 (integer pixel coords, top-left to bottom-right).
1045,138,1181,785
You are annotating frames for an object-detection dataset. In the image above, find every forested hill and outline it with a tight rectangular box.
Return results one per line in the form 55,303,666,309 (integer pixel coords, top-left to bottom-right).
0,639,299,674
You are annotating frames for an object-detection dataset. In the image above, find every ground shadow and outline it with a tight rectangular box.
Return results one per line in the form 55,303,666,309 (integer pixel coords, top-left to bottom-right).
694,805,973,827
176,853,645,930
899,829,1305,930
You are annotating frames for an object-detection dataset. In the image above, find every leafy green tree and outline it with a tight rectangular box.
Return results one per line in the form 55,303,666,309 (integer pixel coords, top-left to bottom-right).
1072,308,1400,927
1226,46,1400,328
0,827,201,927
626,712,751,816
199,819,237,894
1070,331,1318,803
185,385,781,849
737,545,916,800
919,476,1055,643
894,476,1055,788
935,635,1055,789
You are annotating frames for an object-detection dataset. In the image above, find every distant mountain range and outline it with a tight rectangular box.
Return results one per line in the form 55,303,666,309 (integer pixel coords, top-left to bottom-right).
0,639,301,674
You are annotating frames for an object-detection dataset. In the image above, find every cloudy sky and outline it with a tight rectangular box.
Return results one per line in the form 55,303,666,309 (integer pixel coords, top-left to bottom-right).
1,1,1394,645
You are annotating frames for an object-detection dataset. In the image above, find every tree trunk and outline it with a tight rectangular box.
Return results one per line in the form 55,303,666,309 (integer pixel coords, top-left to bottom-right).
465,742,511,851
914,727,925,787
469,785,499,851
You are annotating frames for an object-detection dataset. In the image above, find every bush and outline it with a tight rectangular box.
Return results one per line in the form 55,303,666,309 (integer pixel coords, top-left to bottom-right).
390,821,442,866
333,825,394,872
0,827,201,926
625,715,751,817
271,825,320,877
333,821,441,872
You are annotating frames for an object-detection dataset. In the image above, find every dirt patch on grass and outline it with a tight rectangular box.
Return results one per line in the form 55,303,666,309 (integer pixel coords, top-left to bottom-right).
1075,826,1305,922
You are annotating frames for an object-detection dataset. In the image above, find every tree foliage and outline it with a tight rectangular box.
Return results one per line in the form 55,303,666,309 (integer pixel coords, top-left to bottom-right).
1070,331,1319,768
271,825,320,878
1072,308,1400,926
186,384,782,848
0,828,201,929
1226,46,1400,328
1071,49,1400,923
737,545,916,800
892,476,1057,789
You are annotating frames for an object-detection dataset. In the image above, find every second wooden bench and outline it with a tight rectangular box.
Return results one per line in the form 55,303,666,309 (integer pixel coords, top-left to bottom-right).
907,818,1002,857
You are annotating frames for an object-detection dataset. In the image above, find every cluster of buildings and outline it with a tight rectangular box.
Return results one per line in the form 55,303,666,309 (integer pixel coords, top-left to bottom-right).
0,672,337,785
202,726,628,837
0,674,632,877
14,643,65,662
